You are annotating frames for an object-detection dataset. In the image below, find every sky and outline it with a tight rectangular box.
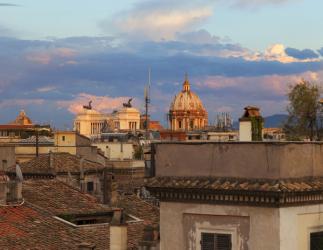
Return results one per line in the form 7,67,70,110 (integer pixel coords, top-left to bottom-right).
0,0,323,128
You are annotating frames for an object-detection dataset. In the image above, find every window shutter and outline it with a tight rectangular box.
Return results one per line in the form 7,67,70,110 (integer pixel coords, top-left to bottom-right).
310,231,323,250
201,232,232,250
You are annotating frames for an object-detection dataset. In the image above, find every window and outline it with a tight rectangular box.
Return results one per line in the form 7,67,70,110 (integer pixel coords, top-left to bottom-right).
200,232,232,250
62,136,65,141
190,120,194,129
311,231,323,250
87,181,94,192
2,160,7,170
178,120,182,129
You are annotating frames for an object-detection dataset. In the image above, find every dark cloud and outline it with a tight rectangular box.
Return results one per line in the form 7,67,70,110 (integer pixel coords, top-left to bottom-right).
0,35,322,128
285,47,319,60
318,48,323,57
0,3,19,7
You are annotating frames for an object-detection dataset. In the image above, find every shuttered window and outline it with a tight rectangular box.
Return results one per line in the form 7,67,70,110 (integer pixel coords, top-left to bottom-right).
200,232,232,250
311,231,323,250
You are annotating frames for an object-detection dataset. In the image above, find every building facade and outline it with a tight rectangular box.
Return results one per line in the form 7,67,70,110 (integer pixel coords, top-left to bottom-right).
146,142,323,250
168,76,208,131
74,103,140,137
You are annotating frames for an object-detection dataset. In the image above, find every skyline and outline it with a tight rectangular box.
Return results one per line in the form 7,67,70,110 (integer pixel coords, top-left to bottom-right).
0,0,323,128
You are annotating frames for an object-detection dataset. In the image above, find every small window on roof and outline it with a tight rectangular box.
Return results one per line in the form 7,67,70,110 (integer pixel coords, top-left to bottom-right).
87,181,94,192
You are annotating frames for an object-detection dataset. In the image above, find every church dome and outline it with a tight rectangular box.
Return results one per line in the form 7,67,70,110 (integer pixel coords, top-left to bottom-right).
170,77,206,112
10,110,33,125
168,75,208,131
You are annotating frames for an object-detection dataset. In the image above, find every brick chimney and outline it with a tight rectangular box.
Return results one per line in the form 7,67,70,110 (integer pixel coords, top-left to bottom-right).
0,171,9,205
0,170,23,205
138,225,160,250
239,106,264,142
110,209,127,250
79,157,85,192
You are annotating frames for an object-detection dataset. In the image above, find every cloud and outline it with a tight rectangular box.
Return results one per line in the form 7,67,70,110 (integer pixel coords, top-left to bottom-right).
0,3,19,7
36,86,57,92
198,70,320,97
229,0,294,8
0,35,322,127
285,47,319,60
101,0,213,41
25,47,77,64
56,93,138,114
0,98,44,108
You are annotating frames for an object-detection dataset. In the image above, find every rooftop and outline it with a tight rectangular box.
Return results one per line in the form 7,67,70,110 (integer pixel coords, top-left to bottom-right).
22,179,112,215
7,152,106,176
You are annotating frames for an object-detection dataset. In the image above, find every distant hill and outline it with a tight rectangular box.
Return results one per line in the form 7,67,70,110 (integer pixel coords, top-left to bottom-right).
233,114,288,129
263,114,288,128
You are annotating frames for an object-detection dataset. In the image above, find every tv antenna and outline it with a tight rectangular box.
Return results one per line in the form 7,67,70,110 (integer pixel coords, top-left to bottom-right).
144,68,151,140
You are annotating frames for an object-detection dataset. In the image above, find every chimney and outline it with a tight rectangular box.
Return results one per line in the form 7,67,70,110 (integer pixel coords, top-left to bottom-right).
110,209,127,250
0,172,9,205
79,157,85,192
6,181,23,204
239,106,263,142
49,150,54,169
138,225,160,250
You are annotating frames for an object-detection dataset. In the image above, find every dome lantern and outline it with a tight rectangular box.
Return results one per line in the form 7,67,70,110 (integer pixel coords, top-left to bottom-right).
182,73,190,92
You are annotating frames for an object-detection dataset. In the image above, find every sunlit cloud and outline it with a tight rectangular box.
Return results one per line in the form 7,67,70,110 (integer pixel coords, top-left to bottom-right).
36,86,57,93
101,1,213,41
25,47,77,65
56,93,141,114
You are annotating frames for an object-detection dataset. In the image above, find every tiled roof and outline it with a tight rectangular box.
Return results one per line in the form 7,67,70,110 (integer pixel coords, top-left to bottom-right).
19,135,54,144
117,194,159,226
0,179,160,249
0,203,102,249
145,176,323,193
116,194,160,248
22,179,112,215
7,152,106,175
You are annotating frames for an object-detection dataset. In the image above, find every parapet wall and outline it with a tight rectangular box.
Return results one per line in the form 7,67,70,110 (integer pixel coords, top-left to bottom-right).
152,142,323,179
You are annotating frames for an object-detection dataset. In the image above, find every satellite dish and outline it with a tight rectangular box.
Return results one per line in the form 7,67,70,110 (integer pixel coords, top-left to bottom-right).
16,164,24,182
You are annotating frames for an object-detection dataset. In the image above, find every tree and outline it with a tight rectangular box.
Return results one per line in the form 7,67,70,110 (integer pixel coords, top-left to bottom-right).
284,79,321,141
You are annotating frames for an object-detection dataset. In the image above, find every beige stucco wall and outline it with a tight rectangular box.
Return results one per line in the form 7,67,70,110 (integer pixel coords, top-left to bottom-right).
93,142,134,160
160,201,280,250
54,132,76,146
239,121,252,141
279,204,323,250
154,142,323,179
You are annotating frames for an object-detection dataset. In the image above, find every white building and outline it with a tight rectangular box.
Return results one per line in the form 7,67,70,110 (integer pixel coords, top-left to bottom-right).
74,103,140,138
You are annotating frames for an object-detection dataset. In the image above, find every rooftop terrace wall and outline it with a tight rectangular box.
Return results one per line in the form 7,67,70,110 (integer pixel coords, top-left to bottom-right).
152,142,323,179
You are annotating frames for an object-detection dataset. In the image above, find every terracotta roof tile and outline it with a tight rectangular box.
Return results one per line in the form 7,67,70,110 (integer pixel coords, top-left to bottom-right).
145,176,323,193
22,179,112,215
7,152,105,175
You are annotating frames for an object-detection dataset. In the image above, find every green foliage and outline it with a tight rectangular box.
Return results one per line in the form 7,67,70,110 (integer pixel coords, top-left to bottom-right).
284,80,321,141
250,116,263,141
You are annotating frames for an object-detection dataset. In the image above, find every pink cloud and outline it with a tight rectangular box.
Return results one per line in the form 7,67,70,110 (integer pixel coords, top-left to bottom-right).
197,70,323,96
56,93,142,114
25,47,77,65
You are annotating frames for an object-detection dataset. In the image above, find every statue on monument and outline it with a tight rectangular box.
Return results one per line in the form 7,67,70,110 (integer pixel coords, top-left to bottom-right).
83,100,92,110
123,98,133,108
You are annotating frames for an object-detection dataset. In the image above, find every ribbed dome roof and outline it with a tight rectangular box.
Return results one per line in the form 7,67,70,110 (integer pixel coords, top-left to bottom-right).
170,76,206,112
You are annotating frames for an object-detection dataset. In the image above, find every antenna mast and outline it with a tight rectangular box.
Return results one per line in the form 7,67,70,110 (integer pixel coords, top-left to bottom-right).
145,68,151,140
